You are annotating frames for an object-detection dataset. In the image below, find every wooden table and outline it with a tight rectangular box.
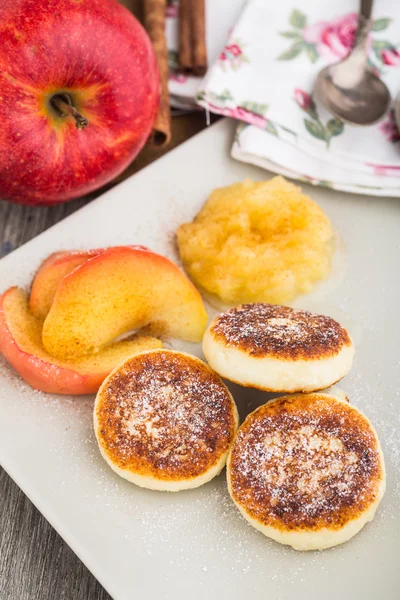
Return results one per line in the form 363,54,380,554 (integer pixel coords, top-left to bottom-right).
0,110,210,599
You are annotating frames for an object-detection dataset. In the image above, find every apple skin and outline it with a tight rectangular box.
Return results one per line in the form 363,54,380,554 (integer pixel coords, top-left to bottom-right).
0,286,162,395
0,288,100,394
0,0,160,205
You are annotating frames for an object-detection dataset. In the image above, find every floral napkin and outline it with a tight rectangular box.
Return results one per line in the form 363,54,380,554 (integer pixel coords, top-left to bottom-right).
196,0,400,196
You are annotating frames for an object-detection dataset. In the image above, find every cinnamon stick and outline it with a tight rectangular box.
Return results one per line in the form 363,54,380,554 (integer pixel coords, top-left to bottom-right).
191,0,207,76
178,0,193,73
144,0,171,146
178,0,207,76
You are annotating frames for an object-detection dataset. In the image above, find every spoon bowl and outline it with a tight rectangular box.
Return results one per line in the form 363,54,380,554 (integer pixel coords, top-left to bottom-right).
315,61,391,126
314,0,391,126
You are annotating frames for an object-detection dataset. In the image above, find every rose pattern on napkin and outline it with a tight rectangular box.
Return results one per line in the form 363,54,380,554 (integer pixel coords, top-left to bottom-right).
199,86,345,149
218,40,249,71
169,71,188,84
294,88,344,147
198,89,279,136
381,47,400,65
379,110,400,143
302,12,359,62
279,9,398,75
166,0,179,18
167,49,190,85
198,90,279,136
367,163,400,176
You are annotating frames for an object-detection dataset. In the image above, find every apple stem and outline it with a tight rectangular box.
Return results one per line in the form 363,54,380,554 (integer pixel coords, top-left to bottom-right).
51,95,89,130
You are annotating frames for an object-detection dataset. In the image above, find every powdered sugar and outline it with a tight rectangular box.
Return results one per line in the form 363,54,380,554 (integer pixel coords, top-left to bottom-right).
211,303,351,359
96,351,236,477
229,395,383,527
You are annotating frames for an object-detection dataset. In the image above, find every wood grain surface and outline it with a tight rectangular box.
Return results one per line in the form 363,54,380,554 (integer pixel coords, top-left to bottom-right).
0,109,210,599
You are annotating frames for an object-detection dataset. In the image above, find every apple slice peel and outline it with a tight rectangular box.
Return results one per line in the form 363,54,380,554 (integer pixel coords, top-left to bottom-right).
0,286,162,395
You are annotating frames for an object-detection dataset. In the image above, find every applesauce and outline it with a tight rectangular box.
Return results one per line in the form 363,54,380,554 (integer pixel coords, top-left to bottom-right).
177,177,334,306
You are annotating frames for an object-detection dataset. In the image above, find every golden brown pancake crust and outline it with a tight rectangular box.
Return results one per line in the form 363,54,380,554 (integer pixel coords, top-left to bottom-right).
228,394,383,531
210,304,352,360
96,351,236,481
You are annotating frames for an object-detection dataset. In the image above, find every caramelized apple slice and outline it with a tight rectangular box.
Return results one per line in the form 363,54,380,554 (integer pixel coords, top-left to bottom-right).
0,287,162,395
29,245,152,319
42,246,208,359
30,250,102,319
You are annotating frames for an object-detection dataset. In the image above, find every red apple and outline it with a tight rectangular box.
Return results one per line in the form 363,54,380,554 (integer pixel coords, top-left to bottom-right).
0,0,160,205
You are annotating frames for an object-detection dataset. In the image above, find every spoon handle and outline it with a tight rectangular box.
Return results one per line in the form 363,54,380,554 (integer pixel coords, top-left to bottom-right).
354,0,374,56
360,0,373,20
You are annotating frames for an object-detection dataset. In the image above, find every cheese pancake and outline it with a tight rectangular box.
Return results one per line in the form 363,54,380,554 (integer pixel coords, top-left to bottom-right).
203,303,354,392
94,349,238,491
227,393,385,551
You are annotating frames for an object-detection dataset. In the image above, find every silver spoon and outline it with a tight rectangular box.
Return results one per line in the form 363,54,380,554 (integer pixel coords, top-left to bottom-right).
315,0,391,126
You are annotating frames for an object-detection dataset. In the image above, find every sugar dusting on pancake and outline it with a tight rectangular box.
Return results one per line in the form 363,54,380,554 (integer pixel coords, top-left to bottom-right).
95,350,237,482
211,303,352,360
228,394,384,532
